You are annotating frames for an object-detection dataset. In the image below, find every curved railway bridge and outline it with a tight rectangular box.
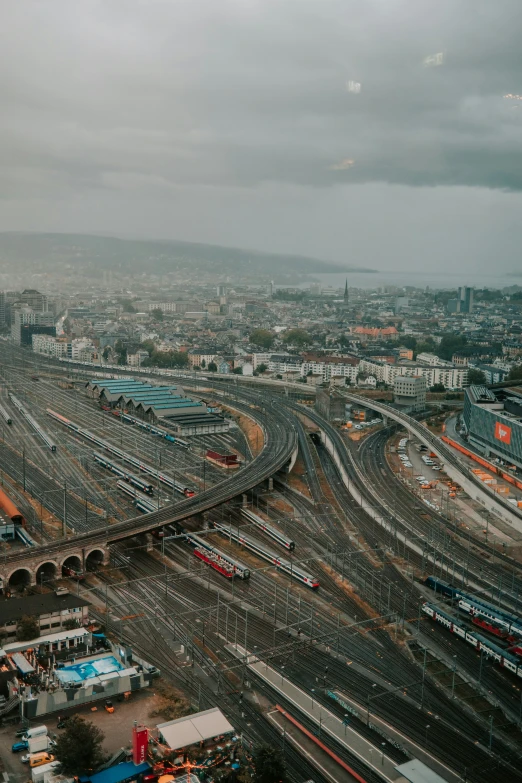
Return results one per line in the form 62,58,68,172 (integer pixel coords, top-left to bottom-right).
1,397,298,587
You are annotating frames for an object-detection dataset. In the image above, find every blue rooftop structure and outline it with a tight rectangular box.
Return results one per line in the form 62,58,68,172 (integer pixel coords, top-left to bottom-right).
79,761,150,783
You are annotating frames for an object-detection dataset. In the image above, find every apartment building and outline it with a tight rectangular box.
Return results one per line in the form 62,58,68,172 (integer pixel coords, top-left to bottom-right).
358,358,468,389
301,354,359,383
32,334,69,358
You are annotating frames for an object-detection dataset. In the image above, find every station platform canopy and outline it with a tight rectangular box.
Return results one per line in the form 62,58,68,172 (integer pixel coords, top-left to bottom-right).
395,760,452,783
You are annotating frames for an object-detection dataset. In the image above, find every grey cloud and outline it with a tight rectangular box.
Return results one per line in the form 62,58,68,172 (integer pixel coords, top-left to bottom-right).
1,0,522,277
2,0,522,196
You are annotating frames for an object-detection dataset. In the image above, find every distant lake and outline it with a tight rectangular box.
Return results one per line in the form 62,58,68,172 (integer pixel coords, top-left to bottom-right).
295,270,519,291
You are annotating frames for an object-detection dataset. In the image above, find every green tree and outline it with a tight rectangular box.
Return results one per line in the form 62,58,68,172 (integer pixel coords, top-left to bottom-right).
114,339,127,366
282,328,310,347
102,346,111,361
208,361,218,372
201,359,206,368
250,329,274,349
141,339,156,356
233,366,243,375
507,365,522,381
151,308,164,321
63,618,80,631
147,350,188,368
436,334,468,362
252,744,288,783
430,383,446,393
257,363,268,374
273,290,306,302
400,336,417,350
16,616,40,642
467,368,487,385
54,716,106,776
119,299,136,313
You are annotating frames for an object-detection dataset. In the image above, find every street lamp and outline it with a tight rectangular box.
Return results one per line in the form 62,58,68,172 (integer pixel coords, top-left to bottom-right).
425,724,430,746
311,688,315,710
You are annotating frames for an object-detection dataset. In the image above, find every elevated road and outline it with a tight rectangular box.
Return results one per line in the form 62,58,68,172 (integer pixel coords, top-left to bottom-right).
342,393,522,530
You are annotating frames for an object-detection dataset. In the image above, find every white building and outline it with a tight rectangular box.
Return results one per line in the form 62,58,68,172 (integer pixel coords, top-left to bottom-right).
416,352,452,367
70,339,97,359
148,302,176,312
32,335,69,358
301,357,359,383
394,375,427,411
268,354,303,374
358,358,468,389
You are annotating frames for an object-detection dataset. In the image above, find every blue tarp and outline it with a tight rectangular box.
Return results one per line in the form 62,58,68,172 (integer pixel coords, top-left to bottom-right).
80,761,150,783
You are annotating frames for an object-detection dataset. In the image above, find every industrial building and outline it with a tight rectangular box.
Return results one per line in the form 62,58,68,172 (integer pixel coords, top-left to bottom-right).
315,387,346,421
463,385,522,470
87,378,229,435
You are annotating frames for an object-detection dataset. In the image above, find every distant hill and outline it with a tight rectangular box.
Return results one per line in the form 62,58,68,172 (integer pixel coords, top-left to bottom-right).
0,232,374,282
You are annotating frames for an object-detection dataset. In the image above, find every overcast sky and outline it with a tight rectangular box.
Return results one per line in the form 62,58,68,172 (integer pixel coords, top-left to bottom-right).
1,0,522,277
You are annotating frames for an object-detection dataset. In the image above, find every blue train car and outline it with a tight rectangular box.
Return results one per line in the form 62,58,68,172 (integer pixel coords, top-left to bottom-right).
424,576,461,599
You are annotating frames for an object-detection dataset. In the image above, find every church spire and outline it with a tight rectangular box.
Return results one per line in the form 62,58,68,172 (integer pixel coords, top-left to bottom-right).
343,278,349,304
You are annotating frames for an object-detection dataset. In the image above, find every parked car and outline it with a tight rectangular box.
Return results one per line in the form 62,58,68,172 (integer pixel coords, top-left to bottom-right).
21,752,55,768
12,741,28,753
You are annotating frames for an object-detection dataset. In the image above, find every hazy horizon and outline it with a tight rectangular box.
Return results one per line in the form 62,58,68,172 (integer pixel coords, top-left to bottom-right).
2,1,522,277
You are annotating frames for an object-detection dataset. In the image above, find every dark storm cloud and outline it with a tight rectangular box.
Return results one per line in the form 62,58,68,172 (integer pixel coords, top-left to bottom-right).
1,0,522,197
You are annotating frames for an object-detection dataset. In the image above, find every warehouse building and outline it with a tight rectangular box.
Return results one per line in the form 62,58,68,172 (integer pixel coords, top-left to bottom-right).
87,378,228,434
162,412,230,436
463,385,522,470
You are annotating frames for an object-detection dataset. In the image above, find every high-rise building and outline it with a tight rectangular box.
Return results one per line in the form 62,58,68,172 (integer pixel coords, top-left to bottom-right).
19,289,48,312
11,307,55,345
457,286,473,314
447,286,474,315
0,292,5,327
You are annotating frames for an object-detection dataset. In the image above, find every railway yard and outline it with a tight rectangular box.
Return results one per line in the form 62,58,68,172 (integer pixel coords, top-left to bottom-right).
3,343,522,782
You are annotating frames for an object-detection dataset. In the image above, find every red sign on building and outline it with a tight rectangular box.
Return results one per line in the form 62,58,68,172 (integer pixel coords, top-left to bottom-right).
495,421,512,445
132,724,148,766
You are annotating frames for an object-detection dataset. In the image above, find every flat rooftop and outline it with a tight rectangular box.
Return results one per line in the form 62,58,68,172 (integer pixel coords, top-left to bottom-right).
157,707,234,751
0,592,90,625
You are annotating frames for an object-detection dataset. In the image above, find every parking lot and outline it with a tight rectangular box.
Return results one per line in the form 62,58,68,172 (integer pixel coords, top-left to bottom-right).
0,687,158,780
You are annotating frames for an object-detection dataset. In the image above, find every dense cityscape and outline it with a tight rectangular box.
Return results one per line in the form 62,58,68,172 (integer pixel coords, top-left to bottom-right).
2,1,522,782
1,259,522,783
